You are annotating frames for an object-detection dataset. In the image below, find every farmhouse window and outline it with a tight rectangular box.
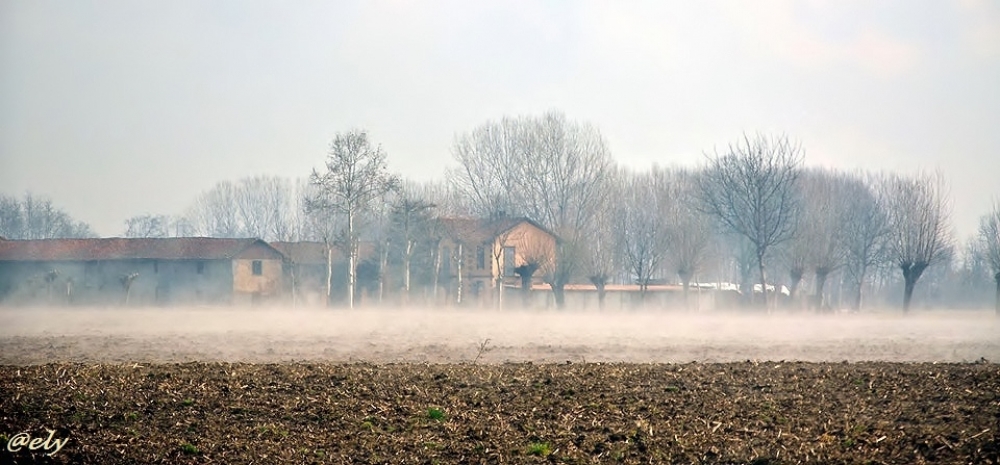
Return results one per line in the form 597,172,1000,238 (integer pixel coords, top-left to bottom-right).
252,260,263,275
503,246,516,277
476,245,485,269
441,247,451,275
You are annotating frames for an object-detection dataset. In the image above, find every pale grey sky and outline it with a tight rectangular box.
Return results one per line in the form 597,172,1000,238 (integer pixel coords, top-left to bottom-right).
1,0,998,238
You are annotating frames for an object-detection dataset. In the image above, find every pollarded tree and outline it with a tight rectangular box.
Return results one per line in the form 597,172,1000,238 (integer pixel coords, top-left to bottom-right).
841,172,891,311
777,230,811,305
305,130,400,308
662,168,715,309
120,272,139,306
515,233,556,307
798,169,853,310
616,169,671,302
723,233,760,305
584,178,618,309
696,133,803,309
978,202,1000,314
881,171,953,313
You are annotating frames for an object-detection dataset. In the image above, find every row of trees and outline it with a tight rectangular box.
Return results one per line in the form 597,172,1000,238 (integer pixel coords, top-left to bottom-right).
0,193,94,240
444,116,992,313
13,111,996,312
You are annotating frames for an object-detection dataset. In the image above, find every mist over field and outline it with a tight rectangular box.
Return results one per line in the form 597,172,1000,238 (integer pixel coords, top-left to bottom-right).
2,307,997,364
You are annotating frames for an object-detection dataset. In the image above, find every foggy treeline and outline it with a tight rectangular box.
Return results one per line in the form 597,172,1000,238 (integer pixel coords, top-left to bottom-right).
0,193,95,240
4,112,1000,312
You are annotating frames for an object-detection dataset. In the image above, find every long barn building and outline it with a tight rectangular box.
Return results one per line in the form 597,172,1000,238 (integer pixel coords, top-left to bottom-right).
0,237,284,306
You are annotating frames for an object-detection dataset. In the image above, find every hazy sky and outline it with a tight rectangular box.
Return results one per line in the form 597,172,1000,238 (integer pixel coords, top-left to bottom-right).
2,0,998,238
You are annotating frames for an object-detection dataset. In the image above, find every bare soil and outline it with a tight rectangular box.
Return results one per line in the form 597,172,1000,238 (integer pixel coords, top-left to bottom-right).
1,308,998,464
2,362,998,464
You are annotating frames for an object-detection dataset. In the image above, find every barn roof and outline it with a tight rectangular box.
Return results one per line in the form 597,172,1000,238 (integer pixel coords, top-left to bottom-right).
0,237,281,262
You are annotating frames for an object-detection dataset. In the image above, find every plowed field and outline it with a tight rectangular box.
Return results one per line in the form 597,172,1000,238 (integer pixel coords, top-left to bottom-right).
2,308,997,464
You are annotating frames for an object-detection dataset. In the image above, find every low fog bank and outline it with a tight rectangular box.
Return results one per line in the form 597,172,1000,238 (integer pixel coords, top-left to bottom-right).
1,307,997,364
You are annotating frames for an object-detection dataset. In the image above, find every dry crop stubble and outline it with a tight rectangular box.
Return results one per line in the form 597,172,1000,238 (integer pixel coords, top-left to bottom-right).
0,362,998,464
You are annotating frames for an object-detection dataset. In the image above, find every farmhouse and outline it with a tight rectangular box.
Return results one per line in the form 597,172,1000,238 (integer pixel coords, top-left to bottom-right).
437,216,558,307
0,237,284,306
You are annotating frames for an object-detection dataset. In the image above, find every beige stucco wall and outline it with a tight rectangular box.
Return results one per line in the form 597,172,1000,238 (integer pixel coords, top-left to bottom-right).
492,221,557,285
232,258,282,302
435,220,557,307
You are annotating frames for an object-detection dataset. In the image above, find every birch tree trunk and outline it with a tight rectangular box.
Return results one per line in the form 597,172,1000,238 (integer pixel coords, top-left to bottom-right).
325,240,333,306
456,243,463,305
347,211,355,309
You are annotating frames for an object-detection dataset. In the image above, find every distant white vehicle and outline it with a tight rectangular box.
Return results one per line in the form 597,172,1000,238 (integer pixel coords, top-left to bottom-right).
689,282,741,292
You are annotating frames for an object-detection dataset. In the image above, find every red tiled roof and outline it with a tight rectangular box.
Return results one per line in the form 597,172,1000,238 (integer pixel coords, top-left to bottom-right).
0,237,278,262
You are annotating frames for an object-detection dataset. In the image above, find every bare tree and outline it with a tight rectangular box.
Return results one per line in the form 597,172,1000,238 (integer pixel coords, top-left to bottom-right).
123,214,171,238
187,181,241,238
584,184,617,309
696,133,803,309
303,203,345,303
532,114,614,307
978,202,1000,314
172,217,197,237
842,173,891,310
0,195,24,239
616,169,670,302
777,230,811,306
450,116,526,219
486,219,518,309
0,193,94,239
792,169,853,310
663,168,715,309
305,130,400,308
362,190,394,304
407,179,470,217
235,178,267,239
390,186,437,302
423,216,449,302
882,171,953,313
954,235,994,307
722,233,760,305
186,176,300,241
451,112,614,307
235,176,298,242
